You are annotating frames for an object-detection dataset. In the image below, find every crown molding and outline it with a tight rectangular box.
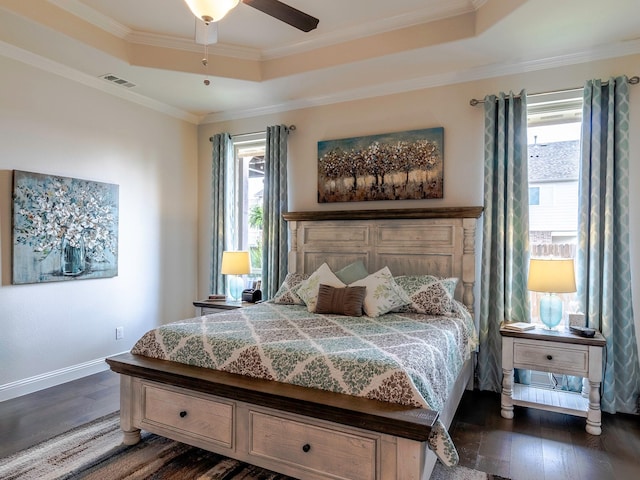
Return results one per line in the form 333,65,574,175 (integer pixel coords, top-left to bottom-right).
9,3,640,126
4,28,638,127
200,38,640,124
49,0,479,61
261,0,478,60
0,39,200,124
48,0,131,38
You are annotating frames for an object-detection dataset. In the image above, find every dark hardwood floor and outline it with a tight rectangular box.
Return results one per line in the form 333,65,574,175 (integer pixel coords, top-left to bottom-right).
0,369,120,458
1,370,639,480
449,389,640,480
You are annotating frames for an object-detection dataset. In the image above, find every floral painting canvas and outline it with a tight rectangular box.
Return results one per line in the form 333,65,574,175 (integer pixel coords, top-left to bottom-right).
317,127,444,203
12,170,119,284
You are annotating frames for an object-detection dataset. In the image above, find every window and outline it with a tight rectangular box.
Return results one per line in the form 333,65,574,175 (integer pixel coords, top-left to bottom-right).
527,93,582,387
230,133,265,285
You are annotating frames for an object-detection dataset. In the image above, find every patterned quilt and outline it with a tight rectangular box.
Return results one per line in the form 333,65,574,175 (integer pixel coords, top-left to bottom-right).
131,301,477,466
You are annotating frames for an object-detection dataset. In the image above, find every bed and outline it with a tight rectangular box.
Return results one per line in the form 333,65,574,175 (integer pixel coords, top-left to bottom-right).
106,206,483,480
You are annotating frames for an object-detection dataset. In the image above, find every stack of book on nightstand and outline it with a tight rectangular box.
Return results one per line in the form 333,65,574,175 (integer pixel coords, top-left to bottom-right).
503,322,535,332
208,294,226,301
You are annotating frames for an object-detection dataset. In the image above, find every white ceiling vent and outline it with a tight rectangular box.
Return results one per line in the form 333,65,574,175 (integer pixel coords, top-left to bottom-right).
99,74,136,88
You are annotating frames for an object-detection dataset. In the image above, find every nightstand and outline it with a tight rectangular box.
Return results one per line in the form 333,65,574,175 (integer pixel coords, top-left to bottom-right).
500,324,606,435
193,299,244,316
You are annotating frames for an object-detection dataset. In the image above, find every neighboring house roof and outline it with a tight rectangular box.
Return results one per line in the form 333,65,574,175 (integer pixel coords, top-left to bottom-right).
528,140,580,182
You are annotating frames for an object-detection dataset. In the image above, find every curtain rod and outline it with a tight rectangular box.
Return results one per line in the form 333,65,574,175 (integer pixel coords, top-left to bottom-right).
209,124,296,142
469,76,639,106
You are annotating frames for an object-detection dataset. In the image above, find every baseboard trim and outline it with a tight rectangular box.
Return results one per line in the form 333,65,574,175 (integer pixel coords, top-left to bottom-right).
0,351,129,402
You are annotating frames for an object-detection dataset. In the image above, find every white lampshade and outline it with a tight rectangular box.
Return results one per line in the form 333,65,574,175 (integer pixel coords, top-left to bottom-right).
527,258,576,293
184,0,240,23
221,251,251,275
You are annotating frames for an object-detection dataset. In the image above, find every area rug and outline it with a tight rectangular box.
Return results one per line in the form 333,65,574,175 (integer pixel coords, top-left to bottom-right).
0,413,507,480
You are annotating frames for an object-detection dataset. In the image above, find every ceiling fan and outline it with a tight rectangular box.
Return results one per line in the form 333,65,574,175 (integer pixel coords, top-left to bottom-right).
186,0,318,85
185,0,319,32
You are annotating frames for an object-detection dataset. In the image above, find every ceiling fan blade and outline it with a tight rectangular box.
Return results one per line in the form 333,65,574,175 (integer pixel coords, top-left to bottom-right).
242,0,319,32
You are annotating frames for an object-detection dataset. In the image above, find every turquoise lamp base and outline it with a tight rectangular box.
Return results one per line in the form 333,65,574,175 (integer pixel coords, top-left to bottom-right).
539,293,563,330
227,275,244,301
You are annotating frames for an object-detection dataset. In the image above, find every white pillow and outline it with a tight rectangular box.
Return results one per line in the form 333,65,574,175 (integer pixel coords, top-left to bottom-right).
296,263,346,312
349,266,411,317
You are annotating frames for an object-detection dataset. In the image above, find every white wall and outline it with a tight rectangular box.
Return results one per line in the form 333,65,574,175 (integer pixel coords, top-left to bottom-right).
0,56,199,399
198,53,640,363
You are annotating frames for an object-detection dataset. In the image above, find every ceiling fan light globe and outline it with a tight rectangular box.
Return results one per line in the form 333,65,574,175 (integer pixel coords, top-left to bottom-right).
184,0,240,23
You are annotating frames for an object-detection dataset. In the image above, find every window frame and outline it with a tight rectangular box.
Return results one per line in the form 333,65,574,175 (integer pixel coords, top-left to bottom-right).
230,132,266,276
527,92,582,317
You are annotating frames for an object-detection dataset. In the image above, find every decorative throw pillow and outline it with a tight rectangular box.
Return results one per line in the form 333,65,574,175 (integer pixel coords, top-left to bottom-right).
393,275,458,316
334,260,369,284
349,266,411,317
296,263,346,312
315,284,366,317
271,272,309,305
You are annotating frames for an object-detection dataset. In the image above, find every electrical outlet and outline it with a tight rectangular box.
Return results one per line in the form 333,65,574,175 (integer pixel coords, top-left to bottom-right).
115,326,124,340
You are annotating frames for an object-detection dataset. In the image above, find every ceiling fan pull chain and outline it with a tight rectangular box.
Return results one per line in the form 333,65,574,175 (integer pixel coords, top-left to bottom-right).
203,24,210,86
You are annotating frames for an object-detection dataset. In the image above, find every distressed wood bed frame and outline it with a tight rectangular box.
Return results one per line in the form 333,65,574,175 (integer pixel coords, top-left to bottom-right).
106,206,482,480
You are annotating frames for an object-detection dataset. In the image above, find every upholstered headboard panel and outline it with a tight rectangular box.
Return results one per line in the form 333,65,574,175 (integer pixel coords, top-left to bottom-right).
283,207,482,317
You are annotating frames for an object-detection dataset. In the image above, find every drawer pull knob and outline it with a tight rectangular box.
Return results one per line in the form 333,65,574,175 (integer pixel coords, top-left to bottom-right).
302,444,311,453
179,410,188,418
546,355,553,360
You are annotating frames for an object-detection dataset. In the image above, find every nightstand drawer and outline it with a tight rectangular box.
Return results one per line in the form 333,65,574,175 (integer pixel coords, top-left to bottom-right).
513,341,588,376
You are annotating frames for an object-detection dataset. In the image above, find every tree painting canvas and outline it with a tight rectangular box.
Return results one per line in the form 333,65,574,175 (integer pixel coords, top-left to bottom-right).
317,127,444,203
12,170,119,284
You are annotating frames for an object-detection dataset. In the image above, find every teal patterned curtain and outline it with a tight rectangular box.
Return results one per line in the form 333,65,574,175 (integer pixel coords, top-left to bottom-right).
478,91,531,392
577,76,640,414
261,125,289,299
210,133,233,295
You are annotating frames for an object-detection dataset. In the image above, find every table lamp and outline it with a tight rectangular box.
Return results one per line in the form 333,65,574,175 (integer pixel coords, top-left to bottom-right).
221,251,251,301
527,258,576,330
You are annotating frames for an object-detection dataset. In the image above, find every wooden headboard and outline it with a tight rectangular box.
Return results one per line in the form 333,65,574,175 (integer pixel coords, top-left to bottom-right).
283,207,483,318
